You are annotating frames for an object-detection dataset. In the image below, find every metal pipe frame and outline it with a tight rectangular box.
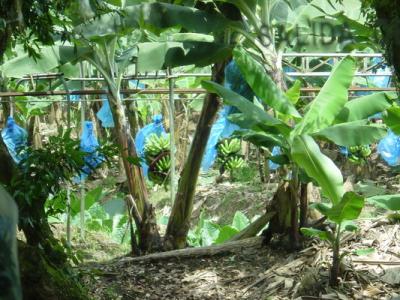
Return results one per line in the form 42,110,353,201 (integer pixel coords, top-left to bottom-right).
0,86,396,98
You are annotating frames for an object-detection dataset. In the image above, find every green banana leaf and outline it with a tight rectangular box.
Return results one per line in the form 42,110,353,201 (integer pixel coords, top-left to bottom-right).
367,194,400,211
292,56,356,136
1,46,91,78
236,130,286,149
313,121,387,147
74,2,234,40
202,80,291,136
137,42,231,72
314,191,364,224
286,80,302,104
291,134,344,204
383,106,400,135
301,228,334,242
233,47,300,117
335,92,396,123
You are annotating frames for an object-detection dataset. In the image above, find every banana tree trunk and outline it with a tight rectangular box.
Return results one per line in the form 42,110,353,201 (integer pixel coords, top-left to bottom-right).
27,116,42,149
269,60,302,249
0,139,16,185
372,1,400,81
107,89,162,254
164,61,227,250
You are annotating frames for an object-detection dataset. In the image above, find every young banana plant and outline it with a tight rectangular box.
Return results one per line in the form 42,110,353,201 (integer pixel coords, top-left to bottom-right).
202,47,395,284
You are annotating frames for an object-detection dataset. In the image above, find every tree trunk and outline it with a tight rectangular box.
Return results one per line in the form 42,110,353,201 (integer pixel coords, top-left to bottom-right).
27,116,42,149
0,77,10,126
164,61,227,250
372,1,400,82
107,89,162,253
0,139,15,184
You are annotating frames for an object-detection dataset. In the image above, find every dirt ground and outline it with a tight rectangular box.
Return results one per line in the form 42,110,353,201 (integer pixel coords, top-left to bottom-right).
72,167,400,299
81,218,400,300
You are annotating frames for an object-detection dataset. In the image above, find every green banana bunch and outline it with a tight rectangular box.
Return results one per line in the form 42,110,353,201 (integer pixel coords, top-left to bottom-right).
144,134,170,163
144,134,171,186
349,145,371,163
155,155,171,173
217,138,245,174
218,138,241,157
225,156,245,170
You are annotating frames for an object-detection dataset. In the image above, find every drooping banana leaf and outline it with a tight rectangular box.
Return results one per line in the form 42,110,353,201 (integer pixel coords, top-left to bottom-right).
233,47,300,118
1,46,91,78
291,134,344,204
313,120,387,147
235,129,287,149
137,42,231,72
74,2,236,40
335,92,396,123
202,80,291,136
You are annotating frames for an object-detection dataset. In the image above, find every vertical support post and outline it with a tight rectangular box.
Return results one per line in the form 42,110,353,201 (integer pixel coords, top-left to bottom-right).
66,187,71,246
167,68,176,204
79,62,86,241
61,75,72,246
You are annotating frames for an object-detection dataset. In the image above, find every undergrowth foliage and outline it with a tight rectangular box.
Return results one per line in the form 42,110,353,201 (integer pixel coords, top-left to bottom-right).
9,129,115,262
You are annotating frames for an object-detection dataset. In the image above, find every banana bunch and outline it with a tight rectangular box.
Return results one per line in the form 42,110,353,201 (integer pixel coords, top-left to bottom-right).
149,154,171,185
217,138,245,173
144,134,171,186
225,156,245,170
348,145,371,163
144,134,170,162
217,138,241,157
155,155,171,173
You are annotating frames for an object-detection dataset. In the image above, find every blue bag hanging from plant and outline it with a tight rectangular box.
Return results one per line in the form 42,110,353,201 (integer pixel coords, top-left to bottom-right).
96,81,145,128
75,121,104,182
268,146,281,170
135,115,166,177
201,60,254,171
1,116,28,164
96,95,115,128
69,93,80,102
377,130,400,166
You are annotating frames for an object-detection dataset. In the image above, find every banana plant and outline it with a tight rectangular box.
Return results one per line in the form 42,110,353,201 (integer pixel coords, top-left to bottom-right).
0,1,235,253
202,47,395,284
302,191,365,286
70,2,235,253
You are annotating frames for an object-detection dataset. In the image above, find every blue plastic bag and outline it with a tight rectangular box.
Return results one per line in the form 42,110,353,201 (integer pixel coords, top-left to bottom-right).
339,146,349,157
356,58,391,97
224,61,254,101
377,130,400,166
97,81,145,128
268,146,281,170
74,121,104,182
1,117,27,164
97,96,115,128
201,61,254,171
69,94,80,102
135,115,166,177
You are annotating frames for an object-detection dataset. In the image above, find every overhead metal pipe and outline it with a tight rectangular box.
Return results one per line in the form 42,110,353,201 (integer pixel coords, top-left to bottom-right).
0,87,396,98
